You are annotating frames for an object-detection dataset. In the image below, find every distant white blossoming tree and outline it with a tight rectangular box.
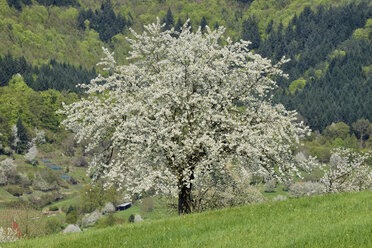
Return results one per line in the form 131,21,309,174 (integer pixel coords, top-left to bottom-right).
61,20,308,214
321,148,372,193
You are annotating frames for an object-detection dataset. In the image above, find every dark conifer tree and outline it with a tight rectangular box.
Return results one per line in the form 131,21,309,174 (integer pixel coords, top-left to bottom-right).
21,0,32,5
241,16,261,50
162,8,174,31
200,16,208,34
265,19,273,35
15,118,29,154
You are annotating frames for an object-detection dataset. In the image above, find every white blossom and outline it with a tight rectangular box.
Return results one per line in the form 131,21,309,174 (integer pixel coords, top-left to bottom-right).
60,19,309,213
0,227,18,243
24,145,38,163
11,125,18,148
31,128,45,146
321,148,372,193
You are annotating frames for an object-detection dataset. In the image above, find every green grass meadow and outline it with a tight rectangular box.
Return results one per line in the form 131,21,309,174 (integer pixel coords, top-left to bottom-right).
4,190,372,248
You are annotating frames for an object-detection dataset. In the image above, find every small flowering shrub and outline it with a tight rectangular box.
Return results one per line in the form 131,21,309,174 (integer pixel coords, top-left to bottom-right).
289,182,326,198
0,227,18,243
0,159,16,185
264,180,276,193
321,148,372,193
273,195,287,201
192,167,266,211
24,145,38,165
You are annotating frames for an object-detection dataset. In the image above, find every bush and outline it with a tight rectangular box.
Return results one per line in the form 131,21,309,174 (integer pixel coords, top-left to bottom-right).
18,172,32,187
5,185,25,196
63,136,76,157
273,195,287,201
66,209,78,224
24,145,38,165
80,184,118,213
141,197,154,213
303,168,323,182
67,176,78,185
49,206,59,211
73,156,88,167
33,170,60,191
45,217,63,235
96,214,117,228
0,146,13,156
28,192,65,209
128,214,135,223
81,210,102,227
289,182,325,198
106,214,116,226
0,158,16,185
264,180,276,193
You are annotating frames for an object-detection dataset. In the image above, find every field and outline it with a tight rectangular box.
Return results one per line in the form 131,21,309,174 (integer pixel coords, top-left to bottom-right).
3,190,372,248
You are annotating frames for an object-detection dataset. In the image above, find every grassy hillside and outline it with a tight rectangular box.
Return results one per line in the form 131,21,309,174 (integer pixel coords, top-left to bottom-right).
4,190,372,248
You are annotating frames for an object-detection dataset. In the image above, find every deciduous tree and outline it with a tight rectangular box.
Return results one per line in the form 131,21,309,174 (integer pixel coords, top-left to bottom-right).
61,20,308,214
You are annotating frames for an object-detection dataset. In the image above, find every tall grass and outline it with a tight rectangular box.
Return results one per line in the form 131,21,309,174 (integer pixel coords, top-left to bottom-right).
4,190,372,248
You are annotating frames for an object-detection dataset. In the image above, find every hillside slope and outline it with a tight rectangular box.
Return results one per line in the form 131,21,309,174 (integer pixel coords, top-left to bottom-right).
1,0,371,133
0,0,361,67
5,190,372,248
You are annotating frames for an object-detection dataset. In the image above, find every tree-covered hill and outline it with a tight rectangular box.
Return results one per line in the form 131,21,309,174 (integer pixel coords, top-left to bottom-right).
0,0,371,132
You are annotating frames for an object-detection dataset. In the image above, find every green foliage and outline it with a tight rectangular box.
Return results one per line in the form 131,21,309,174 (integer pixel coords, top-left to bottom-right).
307,145,331,163
161,8,174,31
288,78,306,95
15,118,29,154
44,217,63,235
66,208,78,224
0,1,104,68
140,197,154,213
80,183,118,213
0,53,96,92
0,74,79,146
352,119,372,148
273,2,372,131
77,0,131,43
96,214,118,228
323,122,350,140
4,185,25,196
128,214,135,223
241,16,261,49
302,168,323,182
49,205,59,211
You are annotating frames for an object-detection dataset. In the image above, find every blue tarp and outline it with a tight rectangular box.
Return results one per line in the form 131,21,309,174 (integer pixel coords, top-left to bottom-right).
61,174,70,180
46,164,63,170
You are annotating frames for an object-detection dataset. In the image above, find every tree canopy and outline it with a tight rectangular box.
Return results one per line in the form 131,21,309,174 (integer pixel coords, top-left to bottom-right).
61,19,308,214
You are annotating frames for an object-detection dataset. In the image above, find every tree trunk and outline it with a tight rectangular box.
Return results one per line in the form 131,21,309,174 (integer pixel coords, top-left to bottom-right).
178,184,192,214
359,131,364,148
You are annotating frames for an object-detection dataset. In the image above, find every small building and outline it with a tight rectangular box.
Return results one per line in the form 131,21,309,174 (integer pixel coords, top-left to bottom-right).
116,202,132,211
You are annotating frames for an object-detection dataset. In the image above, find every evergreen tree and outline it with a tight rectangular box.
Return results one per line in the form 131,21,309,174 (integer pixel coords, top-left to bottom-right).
162,8,174,31
265,19,273,35
200,16,208,34
21,0,32,5
241,16,261,50
15,118,29,154
175,17,183,33
185,14,193,33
